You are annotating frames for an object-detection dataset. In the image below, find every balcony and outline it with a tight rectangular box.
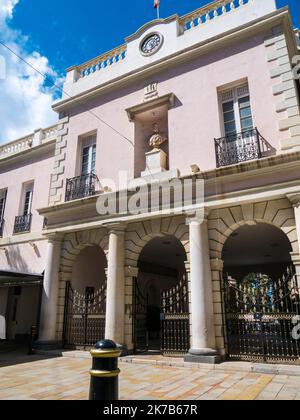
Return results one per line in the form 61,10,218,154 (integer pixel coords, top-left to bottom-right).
214,128,275,168
0,219,4,237
14,214,32,234
65,173,98,202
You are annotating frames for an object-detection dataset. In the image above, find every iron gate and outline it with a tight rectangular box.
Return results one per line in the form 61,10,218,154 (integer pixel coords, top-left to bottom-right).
133,278,149,353
161,275,190,355
63,281,106,348
224,267,300,364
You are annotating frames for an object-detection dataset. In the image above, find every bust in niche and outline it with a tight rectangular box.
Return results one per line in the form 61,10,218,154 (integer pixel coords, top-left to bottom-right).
148,123,167,150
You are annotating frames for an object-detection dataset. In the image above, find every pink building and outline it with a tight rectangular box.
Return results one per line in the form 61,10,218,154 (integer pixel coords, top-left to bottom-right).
1,0,300,364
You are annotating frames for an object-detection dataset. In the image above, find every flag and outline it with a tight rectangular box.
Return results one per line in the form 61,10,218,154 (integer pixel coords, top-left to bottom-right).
154,0,160,9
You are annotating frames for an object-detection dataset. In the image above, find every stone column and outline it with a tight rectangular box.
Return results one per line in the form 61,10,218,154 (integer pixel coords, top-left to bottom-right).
105,224,126,348
288,193,300,288
37,234,63,349
185,214,220,364
124,266,139,352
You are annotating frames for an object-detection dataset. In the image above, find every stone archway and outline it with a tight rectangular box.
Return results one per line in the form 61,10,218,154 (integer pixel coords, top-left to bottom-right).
219,219,300,363
207,199,298,357
208,199,298,259
56,229,109,344
123,215,190,352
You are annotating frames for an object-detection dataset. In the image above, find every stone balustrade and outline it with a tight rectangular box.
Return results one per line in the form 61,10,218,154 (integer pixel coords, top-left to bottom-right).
181,0,250,31
76,45,127,79
0,124,58,160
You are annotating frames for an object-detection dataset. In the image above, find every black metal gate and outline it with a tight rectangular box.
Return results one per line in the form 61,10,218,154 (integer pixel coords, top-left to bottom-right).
161,275,190,355
133,278,149,353
63,281,106,348
224,267,300,364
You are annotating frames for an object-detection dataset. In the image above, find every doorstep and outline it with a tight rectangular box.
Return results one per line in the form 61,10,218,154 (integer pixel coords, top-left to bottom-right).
35,349,300,377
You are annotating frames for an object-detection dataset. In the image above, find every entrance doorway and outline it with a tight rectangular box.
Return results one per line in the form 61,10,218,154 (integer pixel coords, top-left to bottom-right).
63,245,107,349
133,236,190,355
222,223,300,364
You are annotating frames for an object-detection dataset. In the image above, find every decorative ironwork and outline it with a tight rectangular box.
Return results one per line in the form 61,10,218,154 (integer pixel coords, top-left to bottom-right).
133,278,149,353
0,219,4,237
65,173,98,202
224,268,300,364
214,128,274,168
63,281,106,348
14,214,32,234
161,275,190,355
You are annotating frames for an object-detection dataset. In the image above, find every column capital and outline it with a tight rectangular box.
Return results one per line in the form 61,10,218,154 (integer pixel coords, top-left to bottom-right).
104,222,127,235
287,193,300,208
45,232,64,244
185,208,210,225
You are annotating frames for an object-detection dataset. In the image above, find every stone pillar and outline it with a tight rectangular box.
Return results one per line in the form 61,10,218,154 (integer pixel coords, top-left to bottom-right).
184,215,220,364
105,224,126,348
37,234,63,349
288,193,300,288
124,266,139,352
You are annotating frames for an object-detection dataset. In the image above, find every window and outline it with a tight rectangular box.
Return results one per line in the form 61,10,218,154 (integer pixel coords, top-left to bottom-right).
0,189,7,220
81,135,97,176
221,85,254,137
22,184,34,216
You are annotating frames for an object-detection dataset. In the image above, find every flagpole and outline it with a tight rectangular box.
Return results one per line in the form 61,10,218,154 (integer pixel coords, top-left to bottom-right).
157,5,160,19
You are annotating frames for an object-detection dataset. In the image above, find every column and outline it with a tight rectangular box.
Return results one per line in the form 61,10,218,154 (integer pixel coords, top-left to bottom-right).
105,224,126,348
37,234,63,349
288,193,300,288
124,266,139,352
185,214,220,364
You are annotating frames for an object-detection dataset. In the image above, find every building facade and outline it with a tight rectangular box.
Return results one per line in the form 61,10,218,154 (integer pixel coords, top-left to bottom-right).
1,0,300,364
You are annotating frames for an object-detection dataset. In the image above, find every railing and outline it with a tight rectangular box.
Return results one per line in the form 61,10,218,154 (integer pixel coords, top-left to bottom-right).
214,128,275,168
14,214,32,234
0,134,34,159
75,44,127,79
0,219,4,237
0,124,58,160
65,173,98,202
181,0,250,31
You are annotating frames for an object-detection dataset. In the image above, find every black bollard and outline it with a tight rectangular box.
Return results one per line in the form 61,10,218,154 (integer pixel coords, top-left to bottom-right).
89,340,121,401
28,325,37,355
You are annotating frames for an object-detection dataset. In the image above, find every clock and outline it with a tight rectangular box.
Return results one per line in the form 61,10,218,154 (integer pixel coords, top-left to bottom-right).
140,33,163,56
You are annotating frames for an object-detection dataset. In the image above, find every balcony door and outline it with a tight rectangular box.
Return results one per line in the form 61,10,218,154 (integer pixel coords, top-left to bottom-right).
81,136,97,176
221,85,254,139
22,184,33,216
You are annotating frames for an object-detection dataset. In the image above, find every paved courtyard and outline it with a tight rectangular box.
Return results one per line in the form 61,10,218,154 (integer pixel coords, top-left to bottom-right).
1,352,300,400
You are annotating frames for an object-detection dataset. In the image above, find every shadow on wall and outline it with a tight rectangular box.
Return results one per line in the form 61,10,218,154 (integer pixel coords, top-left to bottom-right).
3,245,33,274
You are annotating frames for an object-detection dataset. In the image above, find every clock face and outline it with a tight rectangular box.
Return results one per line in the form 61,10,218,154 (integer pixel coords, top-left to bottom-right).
141,34,163,56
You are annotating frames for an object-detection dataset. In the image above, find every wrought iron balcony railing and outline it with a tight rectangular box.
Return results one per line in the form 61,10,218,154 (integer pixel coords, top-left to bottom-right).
14,214,32,234
65,173,98,202
0,219,4,237
214,128,275,168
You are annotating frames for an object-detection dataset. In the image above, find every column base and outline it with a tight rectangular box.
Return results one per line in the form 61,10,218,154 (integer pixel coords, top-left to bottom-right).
184,348,222,365
34,340,63,351
116,343,129,357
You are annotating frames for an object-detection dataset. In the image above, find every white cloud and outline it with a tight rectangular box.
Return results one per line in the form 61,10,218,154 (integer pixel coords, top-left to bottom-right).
0,0,59,144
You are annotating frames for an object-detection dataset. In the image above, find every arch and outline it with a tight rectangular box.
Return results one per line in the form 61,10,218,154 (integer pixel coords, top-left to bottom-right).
208,199,298,260
60,228,109,282
125,215,189,268
72,245,107,293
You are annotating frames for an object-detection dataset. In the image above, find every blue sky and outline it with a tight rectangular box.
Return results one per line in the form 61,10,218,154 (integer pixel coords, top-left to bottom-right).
10,0,300,75
0,0,299,143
